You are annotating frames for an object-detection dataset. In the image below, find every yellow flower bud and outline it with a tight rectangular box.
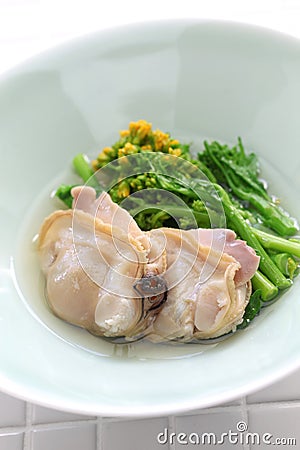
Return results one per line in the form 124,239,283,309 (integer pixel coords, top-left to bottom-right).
129,119,152,140
153,129,169,151
117,180,130,198
103,146,113,155
97,152,110,163
119,130,130,138
141,144,152,151
91,160,99,170
168,147,182,157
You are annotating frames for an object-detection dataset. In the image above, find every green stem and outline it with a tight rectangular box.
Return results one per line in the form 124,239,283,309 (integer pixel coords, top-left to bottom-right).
216,186,291,289
270,253,298,279
247,194,297,237
251,271,278,301
252,228,300,258
73,153,99,187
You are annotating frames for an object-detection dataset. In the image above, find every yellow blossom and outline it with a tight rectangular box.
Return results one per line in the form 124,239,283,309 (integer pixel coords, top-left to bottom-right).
125,142,137,151
91,159,99,171
168,147,182,157
117,180,130,198
129,119,152,140
141,144,152,151
103,146,113,155
118,142,138,157
119,129,130,138
119,156,130,165
153,129,170,151
96,152,111,164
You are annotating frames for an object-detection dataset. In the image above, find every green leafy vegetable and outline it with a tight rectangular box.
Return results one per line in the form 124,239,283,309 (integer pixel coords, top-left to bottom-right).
237,290,262,330
199,139,298,236
55,184,75,208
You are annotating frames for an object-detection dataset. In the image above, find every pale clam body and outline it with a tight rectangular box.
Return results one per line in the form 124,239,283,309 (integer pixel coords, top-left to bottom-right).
38,209,166,339
38,187,259,342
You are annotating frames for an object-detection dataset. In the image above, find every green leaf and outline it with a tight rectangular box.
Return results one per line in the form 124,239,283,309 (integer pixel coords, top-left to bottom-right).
237,290,262,330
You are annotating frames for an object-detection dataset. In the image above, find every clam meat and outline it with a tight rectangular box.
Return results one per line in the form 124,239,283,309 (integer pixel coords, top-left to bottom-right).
38,186,259,343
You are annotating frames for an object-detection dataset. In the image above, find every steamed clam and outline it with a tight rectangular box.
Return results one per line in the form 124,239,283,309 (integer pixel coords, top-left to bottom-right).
148,228,257,342
38,186,259,343
38,188,167,340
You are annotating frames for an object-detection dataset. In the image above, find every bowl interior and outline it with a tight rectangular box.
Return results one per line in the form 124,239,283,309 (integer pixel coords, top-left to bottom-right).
1,20,300,416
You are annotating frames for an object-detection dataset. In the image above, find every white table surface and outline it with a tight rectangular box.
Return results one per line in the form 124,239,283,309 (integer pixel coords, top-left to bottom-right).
1,1,300,449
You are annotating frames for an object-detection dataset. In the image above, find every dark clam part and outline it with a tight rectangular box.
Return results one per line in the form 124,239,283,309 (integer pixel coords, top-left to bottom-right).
189,332,234,345
146,292,167,312
101,334,146,344
133,274,167,297
134,274,168,318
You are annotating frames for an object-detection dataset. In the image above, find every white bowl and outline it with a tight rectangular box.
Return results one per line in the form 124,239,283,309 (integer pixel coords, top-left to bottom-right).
1,19,300,417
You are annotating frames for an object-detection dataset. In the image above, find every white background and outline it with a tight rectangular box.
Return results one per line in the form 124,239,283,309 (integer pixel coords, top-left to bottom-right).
1,1,300,449
1,0,300,75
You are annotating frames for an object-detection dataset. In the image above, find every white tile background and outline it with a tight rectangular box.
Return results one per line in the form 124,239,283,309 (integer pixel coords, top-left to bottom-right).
1,1,300,449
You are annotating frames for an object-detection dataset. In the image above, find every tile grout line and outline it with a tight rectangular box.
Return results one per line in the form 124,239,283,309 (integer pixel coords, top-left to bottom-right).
26,418,98,431
173,403,247,416
2,397,300,450
23,402,33,450
96,416,103,450
240,396,251,450
0,415,101,434
163,398,300,417
168,415,176,450
246,400,300,411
